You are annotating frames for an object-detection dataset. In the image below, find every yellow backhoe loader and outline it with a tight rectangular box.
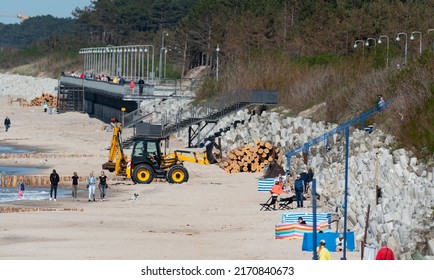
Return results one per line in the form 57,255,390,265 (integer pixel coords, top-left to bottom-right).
102,120,220,184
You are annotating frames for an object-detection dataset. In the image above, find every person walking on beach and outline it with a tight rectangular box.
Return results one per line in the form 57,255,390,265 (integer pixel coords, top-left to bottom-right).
87,171,97,202
376,241,395,260
49,169,60,201
98,171,108,201
4,116,11,132
317,239,331,260
17,179,25,199
71,171,79,201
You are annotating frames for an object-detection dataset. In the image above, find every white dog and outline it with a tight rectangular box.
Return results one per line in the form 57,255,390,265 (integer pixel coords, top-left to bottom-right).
130,193,139,200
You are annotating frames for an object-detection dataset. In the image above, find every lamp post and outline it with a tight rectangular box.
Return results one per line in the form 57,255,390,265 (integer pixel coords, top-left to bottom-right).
396,32,408,66
353,40,365,55
378,35,389,66
216,44,220,81
410,31,422,54
365,38,377,56
117,48,123,77
159,31,168,81
149,45,155,82
164,48,168,80
144,47,148,81
429,29,434,52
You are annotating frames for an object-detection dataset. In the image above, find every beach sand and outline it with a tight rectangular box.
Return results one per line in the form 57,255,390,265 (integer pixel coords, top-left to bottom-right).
0,96,361,260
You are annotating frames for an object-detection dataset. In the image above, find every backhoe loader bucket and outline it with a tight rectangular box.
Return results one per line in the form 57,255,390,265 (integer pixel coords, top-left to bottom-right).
102,161,116,172
205,141,221,164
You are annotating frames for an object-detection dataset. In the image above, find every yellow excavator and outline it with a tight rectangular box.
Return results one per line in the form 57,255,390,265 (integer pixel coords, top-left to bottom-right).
102,119,220,184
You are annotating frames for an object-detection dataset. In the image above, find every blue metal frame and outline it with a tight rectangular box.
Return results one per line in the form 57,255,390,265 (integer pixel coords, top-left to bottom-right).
287,100,395,260
285,99,394,171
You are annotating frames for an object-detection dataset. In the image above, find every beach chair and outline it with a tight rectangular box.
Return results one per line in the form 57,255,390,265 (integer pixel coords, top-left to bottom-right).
279,195,296,210
260,196,278,211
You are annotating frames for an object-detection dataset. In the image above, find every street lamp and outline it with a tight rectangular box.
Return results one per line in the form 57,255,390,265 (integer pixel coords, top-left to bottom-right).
410,31,422,54
164,48,168,80
159,31,168,81
353,40,365,55
365,38,376,47
396,32,408,66
143,47,149,82
216,44,220,81
429,29,434,52
378,35,390,66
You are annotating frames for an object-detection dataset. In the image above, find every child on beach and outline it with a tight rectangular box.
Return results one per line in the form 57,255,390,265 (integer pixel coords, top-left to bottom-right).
17,179,25,199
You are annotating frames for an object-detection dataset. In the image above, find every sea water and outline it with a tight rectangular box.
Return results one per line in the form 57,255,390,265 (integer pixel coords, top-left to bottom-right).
0,146,64,202
0,187,71,203
0,145,41,175
0,166,42,175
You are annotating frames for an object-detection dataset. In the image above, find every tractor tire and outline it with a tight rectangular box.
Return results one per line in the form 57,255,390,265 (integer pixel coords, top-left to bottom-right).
167,165,189,184
132,164,154,184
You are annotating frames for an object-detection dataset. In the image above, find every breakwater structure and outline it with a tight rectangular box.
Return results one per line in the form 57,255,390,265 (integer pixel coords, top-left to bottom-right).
0,175,89,188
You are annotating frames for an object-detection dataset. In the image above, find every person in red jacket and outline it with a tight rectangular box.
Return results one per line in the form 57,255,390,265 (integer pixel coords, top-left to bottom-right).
270,180,287,210
376,241,395,260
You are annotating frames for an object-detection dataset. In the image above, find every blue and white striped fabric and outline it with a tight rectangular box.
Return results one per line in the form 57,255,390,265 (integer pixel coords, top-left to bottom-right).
281,212,331,225
257,178,276,192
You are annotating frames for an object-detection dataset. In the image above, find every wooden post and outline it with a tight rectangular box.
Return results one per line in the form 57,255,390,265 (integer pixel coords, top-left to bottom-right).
361,204,371,260
375,151,379,205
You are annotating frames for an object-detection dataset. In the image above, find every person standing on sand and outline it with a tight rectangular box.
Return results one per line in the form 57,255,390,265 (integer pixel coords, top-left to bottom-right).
98,171,108,201
87,171,97,202
317,239,331,260
71,171,79,201
294,174,305,208
49,169,60,201
376,241,395,260
4,116,11,131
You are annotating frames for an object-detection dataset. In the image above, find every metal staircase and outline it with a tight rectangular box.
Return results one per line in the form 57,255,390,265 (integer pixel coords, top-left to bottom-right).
284,99,394,171
124,90,278,148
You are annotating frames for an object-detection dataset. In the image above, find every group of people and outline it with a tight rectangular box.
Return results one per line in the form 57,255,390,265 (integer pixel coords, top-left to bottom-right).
316,237,395,260
65,71,147,95
269,168,314,209
49,169,109,202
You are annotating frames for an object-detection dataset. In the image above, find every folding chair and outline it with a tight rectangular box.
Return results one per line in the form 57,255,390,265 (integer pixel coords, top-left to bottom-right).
260,195,278,211
279,195,296,210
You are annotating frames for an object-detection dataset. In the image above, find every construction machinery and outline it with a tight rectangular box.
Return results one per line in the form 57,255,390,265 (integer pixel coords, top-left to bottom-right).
102,119,220,184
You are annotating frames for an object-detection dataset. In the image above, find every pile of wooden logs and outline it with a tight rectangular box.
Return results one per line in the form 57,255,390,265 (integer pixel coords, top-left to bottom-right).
26,93,57,107
218,139,281,173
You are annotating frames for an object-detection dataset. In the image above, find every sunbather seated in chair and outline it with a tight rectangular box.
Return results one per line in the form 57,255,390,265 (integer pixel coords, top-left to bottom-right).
269,179,289,210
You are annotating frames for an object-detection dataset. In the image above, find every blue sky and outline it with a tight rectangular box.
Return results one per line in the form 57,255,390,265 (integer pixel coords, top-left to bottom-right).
0,0,92,24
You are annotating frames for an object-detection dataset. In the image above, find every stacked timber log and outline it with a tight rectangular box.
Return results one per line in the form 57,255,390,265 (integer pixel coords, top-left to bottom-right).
23,93,57,107
218,139,280,173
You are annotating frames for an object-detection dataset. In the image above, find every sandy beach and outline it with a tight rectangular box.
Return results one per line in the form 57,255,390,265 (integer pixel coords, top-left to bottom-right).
0,96,361,260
